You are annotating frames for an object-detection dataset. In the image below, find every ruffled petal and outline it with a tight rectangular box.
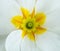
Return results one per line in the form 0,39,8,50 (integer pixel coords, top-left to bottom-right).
11,15,23,29
35,27,46,35
21,7,30,18
36,30,60,51
5,30,22,51
35,12,46,26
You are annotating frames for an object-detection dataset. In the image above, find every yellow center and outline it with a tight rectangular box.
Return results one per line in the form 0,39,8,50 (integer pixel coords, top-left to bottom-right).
11,7,47,41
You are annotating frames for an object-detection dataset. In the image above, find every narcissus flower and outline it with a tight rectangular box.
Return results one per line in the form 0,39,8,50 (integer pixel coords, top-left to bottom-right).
11,7,46,41
5,0,60,51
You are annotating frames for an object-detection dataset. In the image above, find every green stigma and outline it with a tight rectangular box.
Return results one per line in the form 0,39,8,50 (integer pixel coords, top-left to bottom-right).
26,22,33,29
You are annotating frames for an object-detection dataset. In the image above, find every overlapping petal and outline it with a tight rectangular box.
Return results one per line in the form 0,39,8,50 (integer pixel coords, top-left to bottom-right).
21,35,40,51
5,30,22,51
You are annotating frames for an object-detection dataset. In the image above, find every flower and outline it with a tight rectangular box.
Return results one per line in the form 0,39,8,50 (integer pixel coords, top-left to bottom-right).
5,0,60,51
11,7,46,41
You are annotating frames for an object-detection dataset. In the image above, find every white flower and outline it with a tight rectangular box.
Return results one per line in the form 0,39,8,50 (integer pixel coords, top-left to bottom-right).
5,0,60,51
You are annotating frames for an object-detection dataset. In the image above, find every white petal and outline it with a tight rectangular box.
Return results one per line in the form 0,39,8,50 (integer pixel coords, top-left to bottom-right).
36,0,60,13
5,30,22,51
36,30,60,51
36,0,52,12
16,0,36,13
44,8,60,34
21,36,42,51
5,30,42,51
0,0,22,35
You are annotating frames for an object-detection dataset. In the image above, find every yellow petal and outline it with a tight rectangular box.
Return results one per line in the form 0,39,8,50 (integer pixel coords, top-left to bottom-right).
35,27,47,35
35,12,46,26
27,32,35,41
21,7,30,18
11,15,23,29
30,7,35,18
22,30,27,38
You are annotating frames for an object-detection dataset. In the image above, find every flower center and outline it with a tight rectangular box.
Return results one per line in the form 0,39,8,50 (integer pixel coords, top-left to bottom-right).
26,22,33,29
